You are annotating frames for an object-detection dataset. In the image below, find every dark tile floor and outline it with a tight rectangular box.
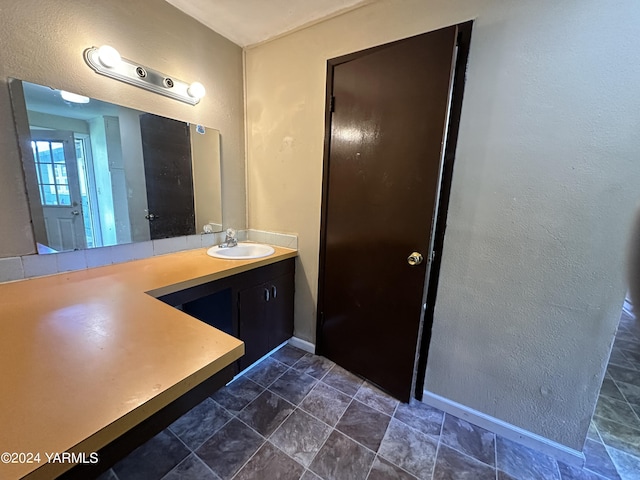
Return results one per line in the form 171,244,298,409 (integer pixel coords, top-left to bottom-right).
588,299,640,480
97,305,640,480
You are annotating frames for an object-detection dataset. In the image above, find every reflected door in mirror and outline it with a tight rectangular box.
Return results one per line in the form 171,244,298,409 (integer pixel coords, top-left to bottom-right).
140,114,196,239
30,131,87,251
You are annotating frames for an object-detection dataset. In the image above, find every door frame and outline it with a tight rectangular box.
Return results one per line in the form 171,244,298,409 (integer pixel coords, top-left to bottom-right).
316,21,473,400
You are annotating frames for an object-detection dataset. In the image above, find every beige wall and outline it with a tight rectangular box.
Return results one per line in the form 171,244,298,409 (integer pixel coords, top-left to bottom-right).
191,126,222,231
245,0,640,449
0,0,246,257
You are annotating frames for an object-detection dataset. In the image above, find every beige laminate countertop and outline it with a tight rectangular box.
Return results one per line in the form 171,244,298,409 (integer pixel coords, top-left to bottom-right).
0,246,296,480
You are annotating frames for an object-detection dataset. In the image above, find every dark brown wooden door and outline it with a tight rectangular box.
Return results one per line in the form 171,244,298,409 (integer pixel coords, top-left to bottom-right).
318,26,458,401
140,113,195,239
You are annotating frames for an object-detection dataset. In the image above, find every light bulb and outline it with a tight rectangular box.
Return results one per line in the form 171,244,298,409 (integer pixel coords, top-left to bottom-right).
97,45,121,68
187,81,206,99
60,91,90,104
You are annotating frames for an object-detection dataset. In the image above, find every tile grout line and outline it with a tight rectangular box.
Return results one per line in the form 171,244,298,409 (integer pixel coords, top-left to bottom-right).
160,450,221,480
352,383,400,417
430,410,448,479
266,423,311,467
263,354,357,433
440,436,498,471
170,397,240,455
294,376,411,478
606,442,640,463
117,413,220,480
264,393,389,478
617,347,640,372
429,432,442,479
249,358,294,390
228,438,268,480
158,428,195,479
194,455,223,480
388,408,444,446
494,430,499,480
292,393,341,430
222,387,275,478
592,411,640,443
228,350,340,476
368,399,421,480
600,443,633,480
363,456,377,479
592,421,606,453
301,397,345,480
213,380,279,478
363,399,396,479
551,449,562,480
608,374,640,427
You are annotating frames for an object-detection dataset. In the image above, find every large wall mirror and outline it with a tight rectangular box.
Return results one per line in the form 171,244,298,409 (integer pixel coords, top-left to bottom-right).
9,78,223,254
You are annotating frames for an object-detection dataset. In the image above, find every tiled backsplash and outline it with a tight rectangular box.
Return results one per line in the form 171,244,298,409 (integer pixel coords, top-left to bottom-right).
246,229,298,249
0,229,297,283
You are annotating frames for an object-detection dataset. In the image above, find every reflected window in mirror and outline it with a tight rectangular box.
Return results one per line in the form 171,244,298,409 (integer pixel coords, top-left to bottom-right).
9,78,223,254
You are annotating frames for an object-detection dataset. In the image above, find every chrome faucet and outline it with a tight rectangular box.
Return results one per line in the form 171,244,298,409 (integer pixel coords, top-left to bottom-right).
219,228,238,248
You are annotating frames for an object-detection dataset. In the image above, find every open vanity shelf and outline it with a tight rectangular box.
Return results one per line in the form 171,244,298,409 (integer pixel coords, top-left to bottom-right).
160,257,295,372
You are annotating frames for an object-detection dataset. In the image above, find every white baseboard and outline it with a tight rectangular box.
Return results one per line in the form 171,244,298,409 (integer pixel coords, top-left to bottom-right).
288,336,315,354
422,391,585,467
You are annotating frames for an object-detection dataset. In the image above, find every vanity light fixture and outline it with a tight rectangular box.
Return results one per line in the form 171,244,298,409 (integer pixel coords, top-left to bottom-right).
84,45,205,105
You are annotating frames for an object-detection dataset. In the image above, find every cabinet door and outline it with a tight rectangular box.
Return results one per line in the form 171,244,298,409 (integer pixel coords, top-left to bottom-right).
268,273,295,350
238,282,269,370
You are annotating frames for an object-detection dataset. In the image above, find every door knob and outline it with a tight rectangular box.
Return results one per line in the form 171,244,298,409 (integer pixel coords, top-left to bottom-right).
71,210,80,216
407,252,423,266
145,213,159,221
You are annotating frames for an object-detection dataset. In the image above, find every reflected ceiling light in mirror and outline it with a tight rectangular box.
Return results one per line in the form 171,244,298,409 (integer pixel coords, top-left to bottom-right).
60,90,90,104
84,45,205,105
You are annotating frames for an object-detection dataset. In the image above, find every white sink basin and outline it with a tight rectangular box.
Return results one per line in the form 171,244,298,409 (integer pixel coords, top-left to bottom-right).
207,242,275,260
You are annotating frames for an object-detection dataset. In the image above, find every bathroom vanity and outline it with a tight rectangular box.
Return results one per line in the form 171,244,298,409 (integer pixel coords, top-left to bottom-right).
162,257,295,371
0,246,296,480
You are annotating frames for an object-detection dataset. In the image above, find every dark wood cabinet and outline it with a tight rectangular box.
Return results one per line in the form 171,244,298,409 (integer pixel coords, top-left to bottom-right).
237,271,295,370
238,281,271,369
269,272,295,349
161,258,295,372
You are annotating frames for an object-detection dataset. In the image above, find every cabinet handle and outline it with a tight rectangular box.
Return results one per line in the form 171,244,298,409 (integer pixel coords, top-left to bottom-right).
264,288,270,302
271,285,277,299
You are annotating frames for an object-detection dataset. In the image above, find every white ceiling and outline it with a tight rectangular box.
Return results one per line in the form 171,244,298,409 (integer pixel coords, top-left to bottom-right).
165,0,371,47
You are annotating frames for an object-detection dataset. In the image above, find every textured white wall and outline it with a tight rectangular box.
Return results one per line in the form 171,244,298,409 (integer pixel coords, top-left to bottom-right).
0,0,246,257
426,0,640,449
245,0,640,449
